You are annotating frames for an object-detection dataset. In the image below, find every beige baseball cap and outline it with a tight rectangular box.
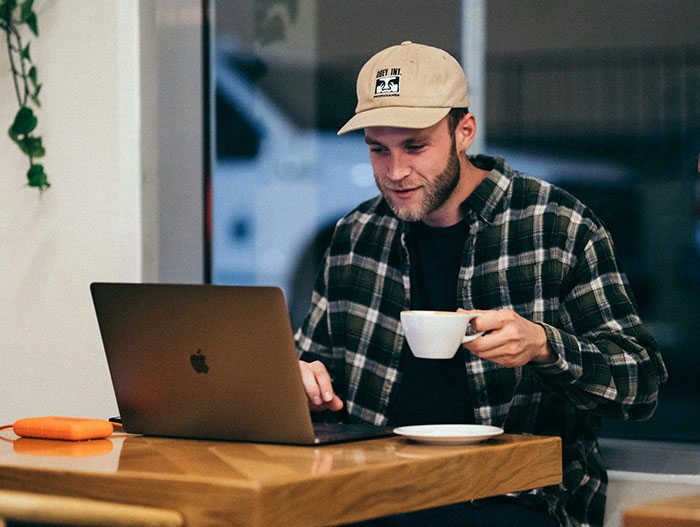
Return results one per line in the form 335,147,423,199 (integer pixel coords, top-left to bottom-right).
337,41,469,135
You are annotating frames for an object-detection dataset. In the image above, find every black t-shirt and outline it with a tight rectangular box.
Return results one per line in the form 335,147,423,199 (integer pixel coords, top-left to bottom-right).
387,220,476,427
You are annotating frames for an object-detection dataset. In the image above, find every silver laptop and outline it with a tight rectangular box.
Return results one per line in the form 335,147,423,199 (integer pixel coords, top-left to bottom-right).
90,282,392,445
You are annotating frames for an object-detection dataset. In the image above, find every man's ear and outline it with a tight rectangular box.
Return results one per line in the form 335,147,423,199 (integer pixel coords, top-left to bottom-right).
454,112,477,153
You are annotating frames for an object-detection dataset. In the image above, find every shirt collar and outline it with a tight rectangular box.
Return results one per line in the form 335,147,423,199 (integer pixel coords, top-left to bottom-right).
461,154,514,224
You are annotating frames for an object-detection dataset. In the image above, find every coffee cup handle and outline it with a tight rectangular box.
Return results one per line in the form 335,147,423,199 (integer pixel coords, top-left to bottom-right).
461,319,483,343
461,332,483,343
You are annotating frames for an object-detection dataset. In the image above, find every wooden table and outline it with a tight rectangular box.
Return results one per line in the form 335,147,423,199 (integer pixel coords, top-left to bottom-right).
624,494,700,527
0,430,561,526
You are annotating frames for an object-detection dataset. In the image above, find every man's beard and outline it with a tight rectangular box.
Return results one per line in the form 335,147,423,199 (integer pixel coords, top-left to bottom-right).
376,146,461,223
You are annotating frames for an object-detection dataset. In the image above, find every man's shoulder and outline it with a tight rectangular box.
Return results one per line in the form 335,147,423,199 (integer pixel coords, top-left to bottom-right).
501,163,599,219
478,155,607,240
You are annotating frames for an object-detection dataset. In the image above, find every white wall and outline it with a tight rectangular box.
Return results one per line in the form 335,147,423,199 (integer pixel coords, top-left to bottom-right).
0,1,141,423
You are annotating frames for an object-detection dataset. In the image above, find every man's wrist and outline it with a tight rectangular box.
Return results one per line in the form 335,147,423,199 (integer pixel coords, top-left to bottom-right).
531,323,557,364
533,344,557,364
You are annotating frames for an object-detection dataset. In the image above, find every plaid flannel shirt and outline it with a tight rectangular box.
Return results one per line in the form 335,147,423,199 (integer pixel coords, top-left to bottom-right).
296,155,667,527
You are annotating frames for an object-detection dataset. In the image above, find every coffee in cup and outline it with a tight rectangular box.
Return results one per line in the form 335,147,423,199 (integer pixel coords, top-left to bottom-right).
400,310,483,359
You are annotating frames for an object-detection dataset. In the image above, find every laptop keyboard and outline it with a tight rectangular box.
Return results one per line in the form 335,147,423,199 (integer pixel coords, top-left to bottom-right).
312,422,394,444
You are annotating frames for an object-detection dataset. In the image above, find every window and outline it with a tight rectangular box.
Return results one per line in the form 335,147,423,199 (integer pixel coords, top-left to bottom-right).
210,0,700,444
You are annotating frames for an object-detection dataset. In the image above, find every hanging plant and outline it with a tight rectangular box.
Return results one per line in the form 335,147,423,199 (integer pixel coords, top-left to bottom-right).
1,0,48,191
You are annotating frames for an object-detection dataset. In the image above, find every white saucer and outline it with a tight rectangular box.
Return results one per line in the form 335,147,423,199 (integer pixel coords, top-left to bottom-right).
392,424,504,445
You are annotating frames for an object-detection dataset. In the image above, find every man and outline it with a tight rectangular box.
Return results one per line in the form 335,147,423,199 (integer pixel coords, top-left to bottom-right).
295,41,667,527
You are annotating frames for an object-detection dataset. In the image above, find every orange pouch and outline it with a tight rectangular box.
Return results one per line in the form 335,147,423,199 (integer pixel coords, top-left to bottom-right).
12,417,114,441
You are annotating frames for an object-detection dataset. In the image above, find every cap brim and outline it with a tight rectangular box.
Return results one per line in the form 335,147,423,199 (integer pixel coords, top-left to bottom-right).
337,107,451,135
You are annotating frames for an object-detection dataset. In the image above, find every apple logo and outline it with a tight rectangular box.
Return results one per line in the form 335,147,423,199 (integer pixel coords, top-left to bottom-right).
190,349,209,374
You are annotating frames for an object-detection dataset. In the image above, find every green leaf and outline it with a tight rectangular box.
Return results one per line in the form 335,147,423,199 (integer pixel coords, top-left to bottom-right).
15,134,44,157
25,11,37,36
0,10,10,24
8,125,20,143
9,131,27,153
20,0,38,34
21,42,30,60
10,106,37,135
29,65,37,86
25,135,44,157
27,163,49,190
30,83,41,107
0,0,17,23
16,136,29,154
20,0,34,20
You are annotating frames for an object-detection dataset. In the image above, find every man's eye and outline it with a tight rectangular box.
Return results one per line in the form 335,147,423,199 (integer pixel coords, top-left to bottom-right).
406,144,425,152
369,147,387,154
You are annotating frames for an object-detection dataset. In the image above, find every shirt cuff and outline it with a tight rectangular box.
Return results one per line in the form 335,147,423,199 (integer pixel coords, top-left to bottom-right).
533,322,581,385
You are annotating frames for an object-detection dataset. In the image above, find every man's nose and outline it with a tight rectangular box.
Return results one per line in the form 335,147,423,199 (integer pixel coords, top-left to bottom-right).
386,152,411,181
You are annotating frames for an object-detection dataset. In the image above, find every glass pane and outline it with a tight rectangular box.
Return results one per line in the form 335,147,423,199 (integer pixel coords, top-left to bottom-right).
484,0,700,443
212,0,461,329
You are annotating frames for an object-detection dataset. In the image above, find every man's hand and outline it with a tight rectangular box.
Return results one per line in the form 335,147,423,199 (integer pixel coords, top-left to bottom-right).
459,309,556,368
298,360,344,412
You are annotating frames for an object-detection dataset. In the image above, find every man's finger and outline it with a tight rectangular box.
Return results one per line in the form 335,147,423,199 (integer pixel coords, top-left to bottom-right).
299,361,344,412
469,310,505,333
327,395,344,411
299,361,324,406
309,361,337,403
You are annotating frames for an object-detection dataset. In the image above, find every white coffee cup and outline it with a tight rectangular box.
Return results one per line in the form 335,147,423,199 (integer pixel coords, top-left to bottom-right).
400,310,483,359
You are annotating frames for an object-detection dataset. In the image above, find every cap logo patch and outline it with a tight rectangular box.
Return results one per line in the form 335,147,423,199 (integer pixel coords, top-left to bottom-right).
374,68,401,98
